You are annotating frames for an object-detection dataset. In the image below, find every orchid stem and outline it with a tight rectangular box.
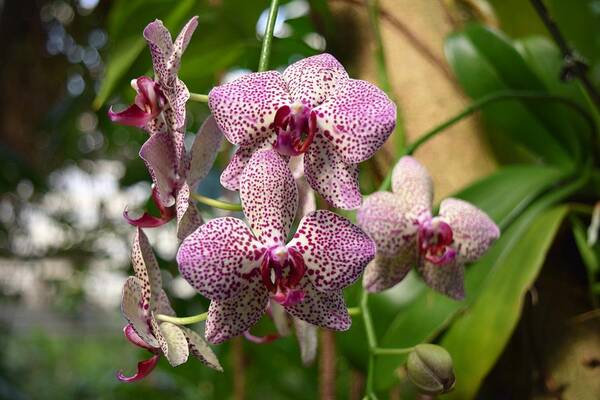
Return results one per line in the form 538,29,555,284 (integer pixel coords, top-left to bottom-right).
189,93,209,103
258,0,280,72
372,347,413,356
155,312,208,325
361,290,378,397
190,193,243,212
378,90,597,191
347,307,361,316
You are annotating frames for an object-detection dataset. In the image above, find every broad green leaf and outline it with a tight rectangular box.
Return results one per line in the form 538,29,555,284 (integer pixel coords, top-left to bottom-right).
93,0,196,109
441,206,569,399
444,25,576,166
372,165,567,390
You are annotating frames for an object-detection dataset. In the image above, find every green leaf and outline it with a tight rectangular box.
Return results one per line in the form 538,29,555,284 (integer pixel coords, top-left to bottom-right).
444,24,576,166
441,206,569,399
93,0,197,109
571,215,600,275
372,165,567,390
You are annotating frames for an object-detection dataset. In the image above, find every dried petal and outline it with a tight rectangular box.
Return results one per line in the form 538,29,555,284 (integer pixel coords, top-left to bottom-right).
158,322,190,367
139,132,178,208
181,326,223,371
121,276,158,348
117,354,160,383
187,115,223,187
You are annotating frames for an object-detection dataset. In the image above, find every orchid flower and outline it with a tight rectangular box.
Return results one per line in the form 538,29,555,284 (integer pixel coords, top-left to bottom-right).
270,301,318,365
125,115,223,239
119,228,222,382
357,156,500,299
177,149,375,344
209,53,396,210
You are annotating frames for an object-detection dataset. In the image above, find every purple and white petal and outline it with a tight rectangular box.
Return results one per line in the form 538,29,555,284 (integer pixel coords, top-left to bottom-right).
220,138,274,191
108,104,152,127
163,81,190,133
270,301,292,336
313,79,396,164
166,16,198,84
131,228,163,309
284,277,350,331
175,183,203,241
177,217,264,301
290,210,375,292
304,135,361,210
296,177,316,220
180,326,223,371
418,260,465,300
205,276,269,344
282,53,349,108
121,276,158,348
158,322,190,367
139,132,178,207
438,198,500,263
391,156,434,222
240,150,298,246
187,116,223,187
362,252,416,293
357,191,420,258
143,19,173,85
209,71,291,146
293,318,318,365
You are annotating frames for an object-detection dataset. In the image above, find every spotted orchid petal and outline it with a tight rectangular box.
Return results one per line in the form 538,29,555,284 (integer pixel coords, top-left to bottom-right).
108,103,153,127
282,53,349,108
180,326,223,371
205,276,269,344
139,131,178,208
362,253,416,293
209,71,291,146
220,138,274,191
187,116,223,187
117,354,160,383
158,322,190,367
284,276,350,331
314,79,396,164
293,318,318,365
240,150,298,246
121,276,159,348
132,228,163,309
175,183,203,241
391,156,433,221
290,210,375,292
143,17,198,88
304,135,361,209
418,260,465,300
439,198,500,263
177,217,264,301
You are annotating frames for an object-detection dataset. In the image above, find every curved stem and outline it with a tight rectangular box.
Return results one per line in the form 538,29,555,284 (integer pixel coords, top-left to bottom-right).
378,90,598,191
360,290,378,397
373,347,413,356
190,193,243,212
155,312,208,325
347,306,361,316
258,0,280,72
189,93,209,103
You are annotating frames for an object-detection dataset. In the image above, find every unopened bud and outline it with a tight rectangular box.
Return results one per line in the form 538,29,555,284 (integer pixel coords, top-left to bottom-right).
406,344,455,395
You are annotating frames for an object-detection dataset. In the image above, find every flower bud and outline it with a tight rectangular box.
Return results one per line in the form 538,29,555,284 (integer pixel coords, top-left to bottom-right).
406,344,455,395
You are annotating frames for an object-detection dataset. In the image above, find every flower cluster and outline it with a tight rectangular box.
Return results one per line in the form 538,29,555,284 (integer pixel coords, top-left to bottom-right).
108,13,499,384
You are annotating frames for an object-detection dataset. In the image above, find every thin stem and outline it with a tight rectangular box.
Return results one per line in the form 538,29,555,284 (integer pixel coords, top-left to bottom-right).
372,347,413,356
155,312,208,325
258,0,280,72
189,93,209,103
360,290,378,397
529,0,600,109
190,193,243,212
347,307,361,316
378,90,598,191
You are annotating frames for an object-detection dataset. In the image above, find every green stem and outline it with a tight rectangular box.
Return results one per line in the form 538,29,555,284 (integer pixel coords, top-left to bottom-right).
347,306,361,316
155,312,208,325
258,0,280,72
373,347,413,356
189,93,209,103
190,193,243,212
361,290,378,397
378,90,598,192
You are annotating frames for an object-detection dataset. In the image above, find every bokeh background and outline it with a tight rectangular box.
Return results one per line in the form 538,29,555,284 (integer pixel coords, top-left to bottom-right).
1,1,599,399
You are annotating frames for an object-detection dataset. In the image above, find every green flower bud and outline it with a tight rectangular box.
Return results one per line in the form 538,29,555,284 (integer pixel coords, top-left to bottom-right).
406,344,455,395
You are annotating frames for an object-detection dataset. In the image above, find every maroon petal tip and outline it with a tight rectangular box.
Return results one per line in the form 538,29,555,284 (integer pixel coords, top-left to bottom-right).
116,354,160,383
243,331,280,344
123,207,173,228
108,104,151,127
